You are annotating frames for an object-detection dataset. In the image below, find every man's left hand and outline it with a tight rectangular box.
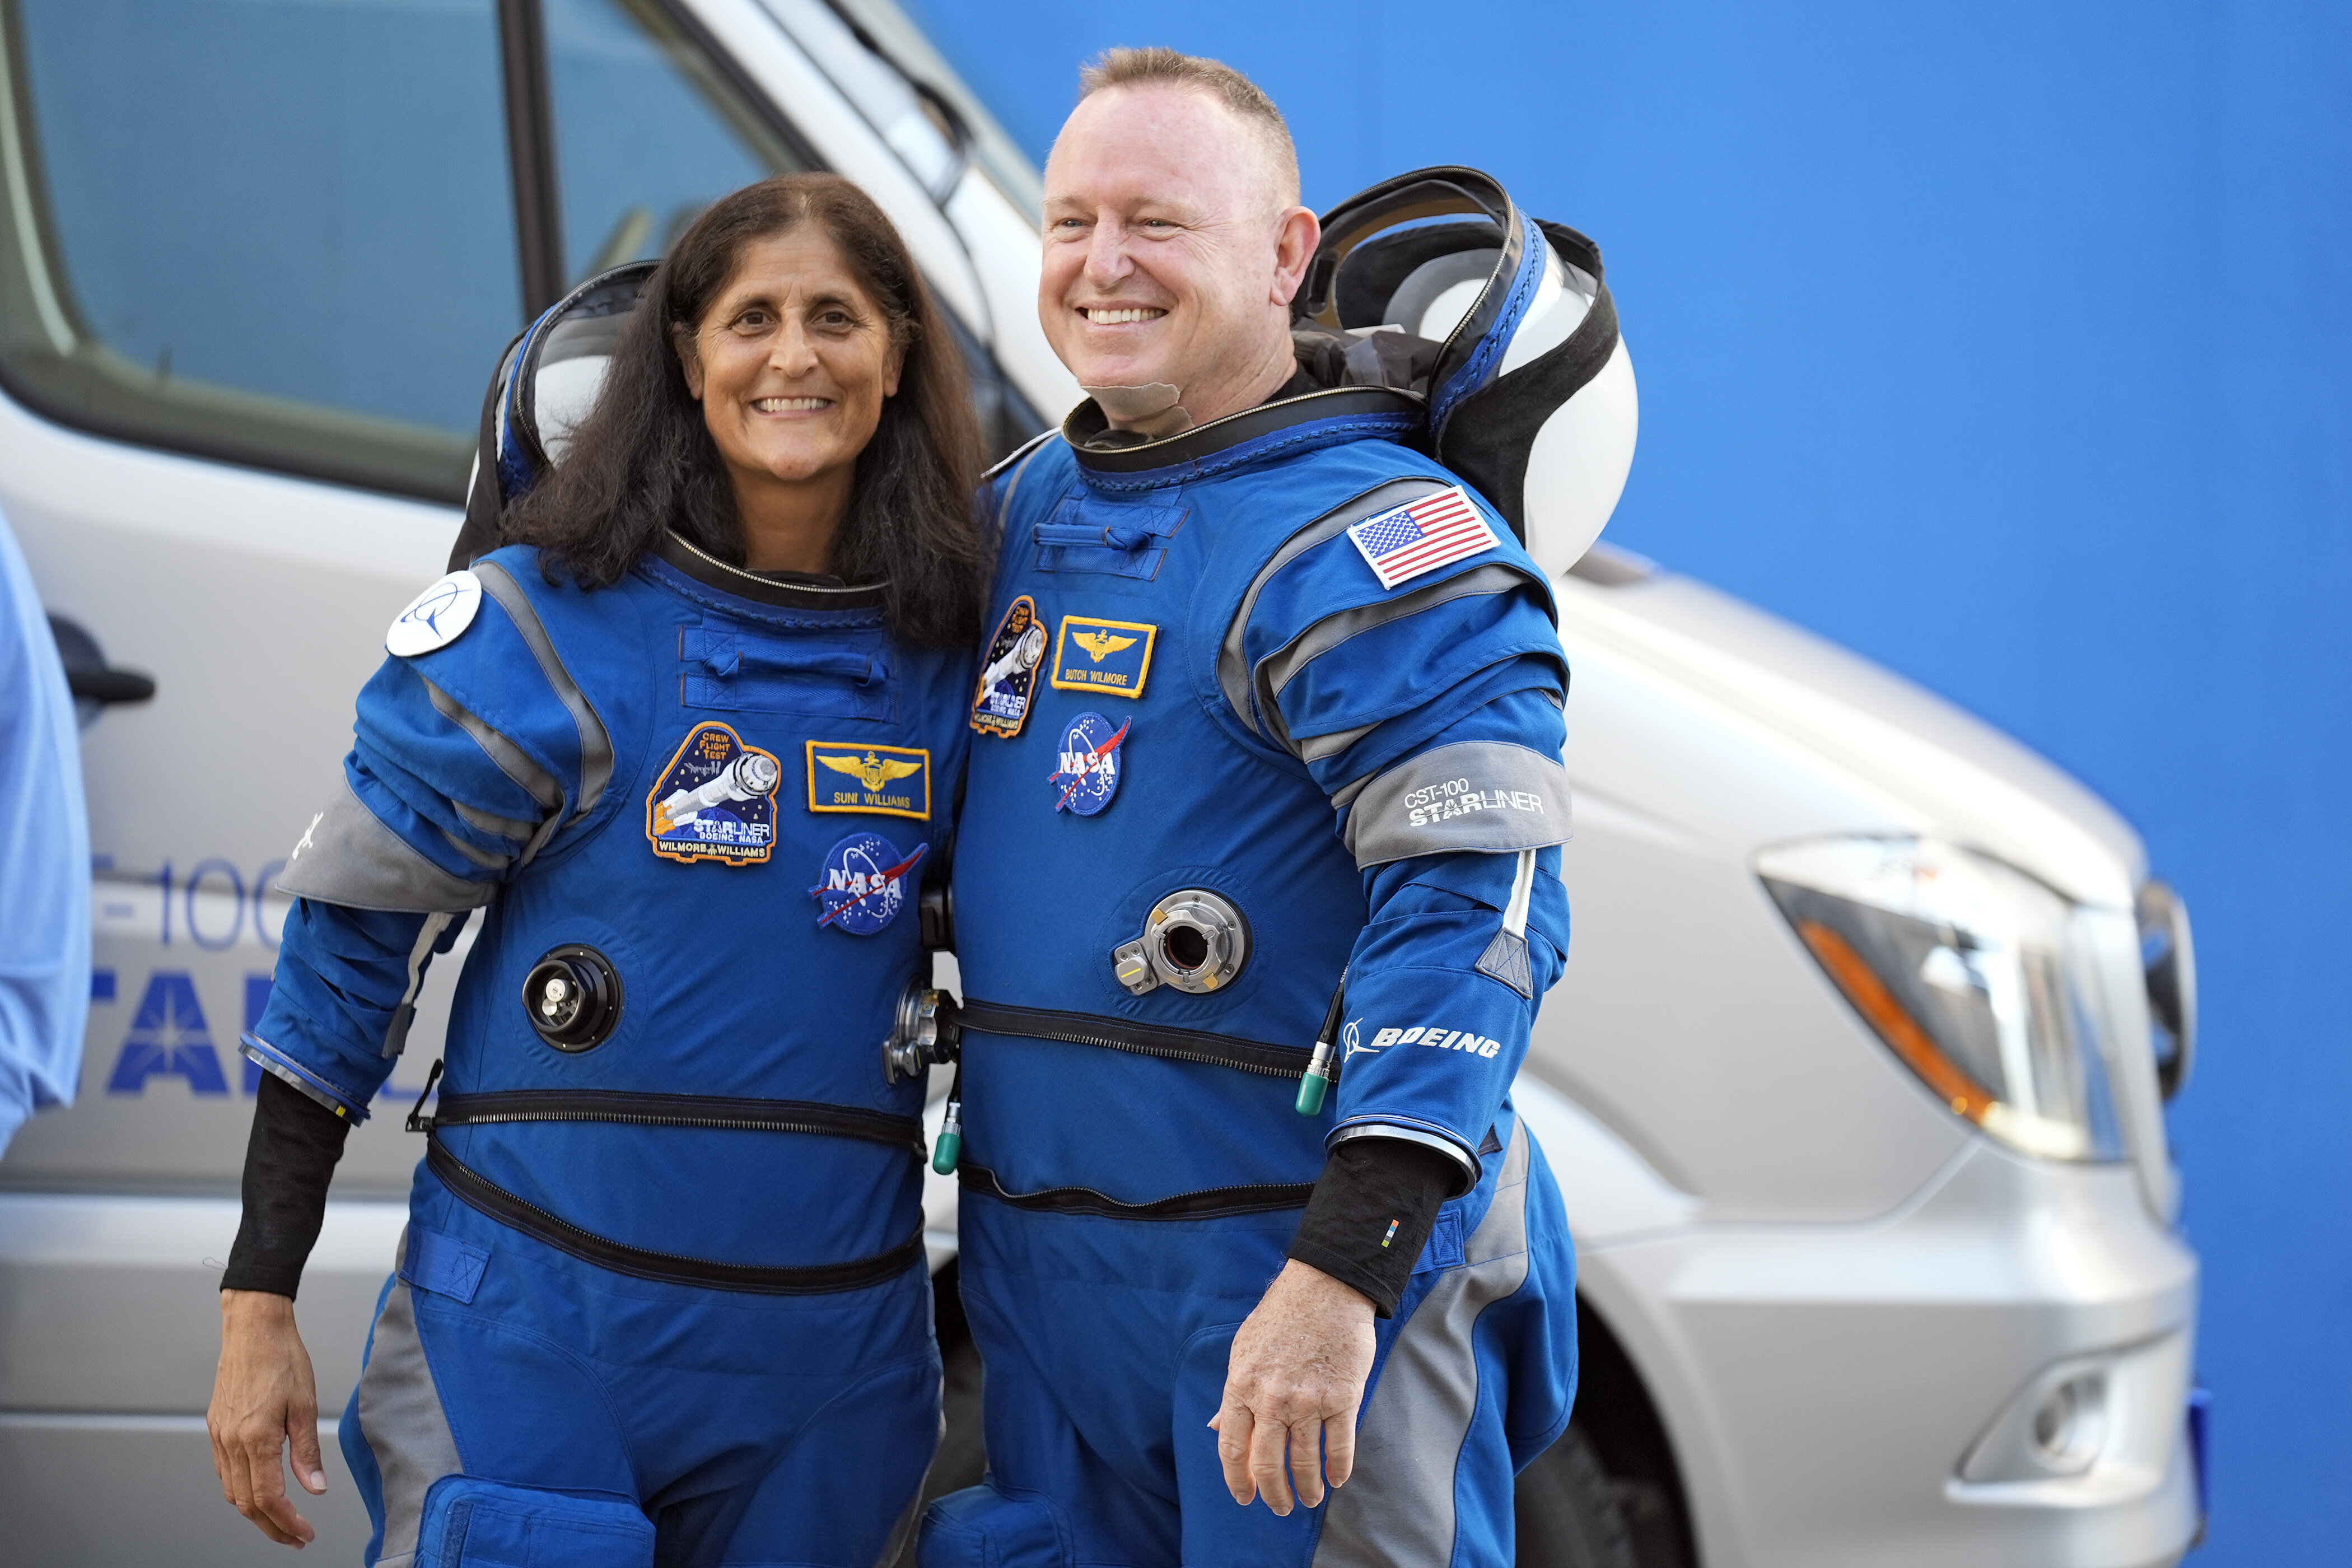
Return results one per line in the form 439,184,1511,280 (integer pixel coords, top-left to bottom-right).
1210,1258,1376,1514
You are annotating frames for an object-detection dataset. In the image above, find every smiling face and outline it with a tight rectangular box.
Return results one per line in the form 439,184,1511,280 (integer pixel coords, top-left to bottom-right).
677,226,902,512
1039,84,1317,428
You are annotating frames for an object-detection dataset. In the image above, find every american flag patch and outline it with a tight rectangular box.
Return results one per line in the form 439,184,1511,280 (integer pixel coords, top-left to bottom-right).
1345,486,1499,589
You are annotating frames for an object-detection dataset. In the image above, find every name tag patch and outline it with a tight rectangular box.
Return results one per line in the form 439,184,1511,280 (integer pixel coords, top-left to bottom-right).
1048,711,1128,816
1049,614,1156,700
809,832,926,935
806,741,931,820
647,722,781,865
972,596,1047,739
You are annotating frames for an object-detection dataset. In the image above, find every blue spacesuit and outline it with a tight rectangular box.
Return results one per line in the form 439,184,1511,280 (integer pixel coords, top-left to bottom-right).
249,536,969,1567
921,380,1583,1566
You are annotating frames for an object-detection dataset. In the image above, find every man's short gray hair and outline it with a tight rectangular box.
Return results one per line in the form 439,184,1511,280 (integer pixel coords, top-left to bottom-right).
1077,47,1301,207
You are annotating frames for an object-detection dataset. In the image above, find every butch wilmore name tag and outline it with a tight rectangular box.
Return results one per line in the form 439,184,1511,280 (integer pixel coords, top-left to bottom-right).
1050,614,1156,700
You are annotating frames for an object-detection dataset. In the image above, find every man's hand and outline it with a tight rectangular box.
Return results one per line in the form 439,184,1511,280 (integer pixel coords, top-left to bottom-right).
1209,1259,1377,1515
209,1289,329,1547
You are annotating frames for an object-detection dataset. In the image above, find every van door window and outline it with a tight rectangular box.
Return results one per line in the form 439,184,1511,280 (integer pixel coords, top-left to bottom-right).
0,0,522,501
544,0,808,286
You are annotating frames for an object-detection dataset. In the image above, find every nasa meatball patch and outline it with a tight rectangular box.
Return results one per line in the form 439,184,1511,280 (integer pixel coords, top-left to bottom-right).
647,722,781,865
385,570,482,656
810,832,928,935
1047,711,1128,816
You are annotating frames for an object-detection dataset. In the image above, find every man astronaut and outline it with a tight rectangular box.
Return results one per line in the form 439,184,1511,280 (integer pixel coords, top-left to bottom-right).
923,48,1581,1568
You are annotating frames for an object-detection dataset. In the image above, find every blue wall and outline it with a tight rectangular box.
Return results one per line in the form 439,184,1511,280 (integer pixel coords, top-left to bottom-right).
905,1,2350,1559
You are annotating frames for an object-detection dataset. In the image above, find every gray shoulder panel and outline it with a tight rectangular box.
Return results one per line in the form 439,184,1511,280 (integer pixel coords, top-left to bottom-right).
1342,740,1574,868
1313,1119,1533,1568
274,780,497,912
452,797,540,846
421,676,562,814
469,559,613,822
1215,477,1450,736
351,1272,464,1568
1257,563,1534,756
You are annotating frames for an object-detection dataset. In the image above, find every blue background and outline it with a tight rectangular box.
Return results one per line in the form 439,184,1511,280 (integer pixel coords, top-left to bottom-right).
904,0,2348,1560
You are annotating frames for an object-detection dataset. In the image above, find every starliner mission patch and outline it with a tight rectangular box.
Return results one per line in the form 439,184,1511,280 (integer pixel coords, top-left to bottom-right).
646,722,781,865
806,741,931,819
970,595,1046,738
1049,614,1156,700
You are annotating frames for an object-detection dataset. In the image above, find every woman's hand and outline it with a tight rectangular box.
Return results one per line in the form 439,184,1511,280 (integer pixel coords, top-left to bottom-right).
208,1289,329,1547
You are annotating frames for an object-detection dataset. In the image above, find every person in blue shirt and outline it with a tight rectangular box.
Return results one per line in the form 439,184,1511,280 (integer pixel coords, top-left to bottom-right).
922,50,1580,1568
206,175,989,1567
0,509,88,1155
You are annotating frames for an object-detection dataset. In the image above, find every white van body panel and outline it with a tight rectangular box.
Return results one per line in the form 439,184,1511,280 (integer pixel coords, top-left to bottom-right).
0,2,2196,1564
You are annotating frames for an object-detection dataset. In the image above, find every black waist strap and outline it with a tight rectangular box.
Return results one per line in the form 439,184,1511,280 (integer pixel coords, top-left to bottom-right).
959,998,1312,1080
959,1161,1314,1222
425,1089,923,1151
425,1138,925,1295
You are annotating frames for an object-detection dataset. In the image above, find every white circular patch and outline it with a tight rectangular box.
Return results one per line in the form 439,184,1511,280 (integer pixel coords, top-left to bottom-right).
385,570,483,657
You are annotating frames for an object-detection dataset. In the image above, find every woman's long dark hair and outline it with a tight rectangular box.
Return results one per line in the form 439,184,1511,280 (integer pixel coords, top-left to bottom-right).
512,174,987,647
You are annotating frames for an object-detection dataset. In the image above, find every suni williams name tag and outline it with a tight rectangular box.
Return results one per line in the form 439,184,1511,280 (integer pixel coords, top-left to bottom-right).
806,741,931,820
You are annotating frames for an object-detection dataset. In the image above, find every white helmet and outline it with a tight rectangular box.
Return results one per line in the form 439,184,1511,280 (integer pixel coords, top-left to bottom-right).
1295,167,1637,576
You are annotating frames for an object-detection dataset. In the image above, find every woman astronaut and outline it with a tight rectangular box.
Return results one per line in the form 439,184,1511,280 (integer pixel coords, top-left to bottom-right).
206,175,987,1567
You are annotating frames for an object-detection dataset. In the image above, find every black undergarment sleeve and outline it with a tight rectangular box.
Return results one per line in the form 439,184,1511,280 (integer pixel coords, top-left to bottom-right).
1286,1137,1460,1318
221,1074,356,1300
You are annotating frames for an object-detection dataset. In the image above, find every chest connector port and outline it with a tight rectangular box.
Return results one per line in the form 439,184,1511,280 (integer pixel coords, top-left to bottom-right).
1112,889,1252,996
522,944,625,1052
882,977,962,1085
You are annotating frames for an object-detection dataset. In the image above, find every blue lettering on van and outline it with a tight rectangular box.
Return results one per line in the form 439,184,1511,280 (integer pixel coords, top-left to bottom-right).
106,971,228,1095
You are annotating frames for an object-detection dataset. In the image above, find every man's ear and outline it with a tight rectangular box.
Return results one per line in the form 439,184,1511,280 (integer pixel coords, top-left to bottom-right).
673,323,706,400
1270,205,1322,308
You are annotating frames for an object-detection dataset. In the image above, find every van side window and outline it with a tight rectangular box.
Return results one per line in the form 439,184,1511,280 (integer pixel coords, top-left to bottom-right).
0,0,523,501
545,0,808,286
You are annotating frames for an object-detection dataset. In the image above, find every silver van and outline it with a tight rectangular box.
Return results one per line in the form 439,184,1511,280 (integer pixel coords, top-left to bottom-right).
0,2,2201,1565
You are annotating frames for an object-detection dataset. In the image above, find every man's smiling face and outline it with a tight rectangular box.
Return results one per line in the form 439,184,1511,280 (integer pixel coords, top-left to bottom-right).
1039,84,1314,427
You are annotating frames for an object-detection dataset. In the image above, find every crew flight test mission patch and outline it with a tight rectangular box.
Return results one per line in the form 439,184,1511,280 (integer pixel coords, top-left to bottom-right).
646,722,782,865
971,595,1046,738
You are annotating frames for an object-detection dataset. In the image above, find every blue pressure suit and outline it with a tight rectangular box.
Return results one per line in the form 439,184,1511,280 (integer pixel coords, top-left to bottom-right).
249,538,967,1567
922,386,1580,1568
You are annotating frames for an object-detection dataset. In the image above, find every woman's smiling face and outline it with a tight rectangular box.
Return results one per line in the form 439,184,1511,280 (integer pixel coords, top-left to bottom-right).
678,226,902,503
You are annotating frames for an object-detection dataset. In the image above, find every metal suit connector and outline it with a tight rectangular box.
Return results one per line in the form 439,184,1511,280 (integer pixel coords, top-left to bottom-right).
881,976,962,1085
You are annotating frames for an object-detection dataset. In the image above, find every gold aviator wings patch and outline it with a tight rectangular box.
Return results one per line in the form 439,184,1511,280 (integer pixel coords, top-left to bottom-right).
1071,629,1138,662
819,750,925,792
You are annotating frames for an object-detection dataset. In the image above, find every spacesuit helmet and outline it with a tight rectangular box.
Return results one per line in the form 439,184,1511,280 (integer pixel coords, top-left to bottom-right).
1293,167,1637,577
453,259,658,568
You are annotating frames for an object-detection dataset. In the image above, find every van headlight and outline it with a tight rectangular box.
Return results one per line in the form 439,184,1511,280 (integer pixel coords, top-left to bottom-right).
2136,878,2195,1100
1758,837,2129,1162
